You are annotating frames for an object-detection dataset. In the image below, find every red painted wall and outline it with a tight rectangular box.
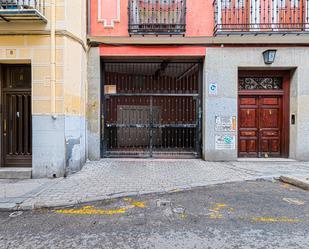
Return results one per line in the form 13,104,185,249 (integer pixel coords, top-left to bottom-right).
90,0,214,37
99,45,206,56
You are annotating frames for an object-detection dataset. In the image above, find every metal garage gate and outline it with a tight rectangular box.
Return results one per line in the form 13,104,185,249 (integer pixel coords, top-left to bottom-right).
102,61,202,158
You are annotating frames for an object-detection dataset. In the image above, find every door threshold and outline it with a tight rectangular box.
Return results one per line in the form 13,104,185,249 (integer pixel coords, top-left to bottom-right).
237,158,297,162
0,167,32,179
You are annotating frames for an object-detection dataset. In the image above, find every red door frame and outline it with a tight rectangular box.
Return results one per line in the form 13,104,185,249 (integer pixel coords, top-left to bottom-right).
238,70,290,158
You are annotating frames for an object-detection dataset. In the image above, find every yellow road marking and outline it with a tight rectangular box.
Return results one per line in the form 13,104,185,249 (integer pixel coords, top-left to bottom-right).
131,201,145,208
83,205,94,209
55,207,131,215
252,217,309,223
55,199,145,215
208,203,228,219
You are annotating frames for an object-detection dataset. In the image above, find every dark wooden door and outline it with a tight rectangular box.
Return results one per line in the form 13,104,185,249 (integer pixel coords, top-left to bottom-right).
238,95,283,158
1,65,32,167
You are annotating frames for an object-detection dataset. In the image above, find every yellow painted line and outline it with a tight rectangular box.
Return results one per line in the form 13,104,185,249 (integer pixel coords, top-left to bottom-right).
55,207,131,215
123,198,132,202
209,213,223,219
83,205,94,209
131,201,145,208
252,217,309,223
55,199,146,216
208,203,228,219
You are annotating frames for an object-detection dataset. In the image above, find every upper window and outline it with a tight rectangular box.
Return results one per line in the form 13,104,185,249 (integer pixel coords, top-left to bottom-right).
128,0,186,34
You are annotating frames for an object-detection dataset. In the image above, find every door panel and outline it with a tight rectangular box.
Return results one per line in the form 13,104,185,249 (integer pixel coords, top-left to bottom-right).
260,108,279,128
2,65,32,167
240,108,258,128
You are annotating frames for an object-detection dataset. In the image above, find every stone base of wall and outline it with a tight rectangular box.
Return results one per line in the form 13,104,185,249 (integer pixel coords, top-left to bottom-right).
32,115,86,178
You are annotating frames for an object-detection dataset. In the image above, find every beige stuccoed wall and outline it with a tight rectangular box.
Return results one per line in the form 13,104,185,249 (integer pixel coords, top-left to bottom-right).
205,47,309,161
0,0,87,178
0,35,64,113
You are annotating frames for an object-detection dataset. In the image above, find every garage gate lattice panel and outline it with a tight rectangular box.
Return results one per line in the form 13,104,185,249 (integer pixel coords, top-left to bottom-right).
102,61,202,158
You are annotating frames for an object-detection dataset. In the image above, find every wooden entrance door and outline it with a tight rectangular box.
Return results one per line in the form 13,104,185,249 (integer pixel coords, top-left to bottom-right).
239,95,283,157
1,65,32,167
238,72,290,158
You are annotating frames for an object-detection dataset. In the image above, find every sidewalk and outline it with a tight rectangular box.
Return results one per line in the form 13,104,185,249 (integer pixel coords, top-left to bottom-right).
1,159,308,211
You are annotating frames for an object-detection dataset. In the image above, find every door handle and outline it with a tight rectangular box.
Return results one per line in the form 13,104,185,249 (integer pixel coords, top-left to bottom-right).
3,119,7,136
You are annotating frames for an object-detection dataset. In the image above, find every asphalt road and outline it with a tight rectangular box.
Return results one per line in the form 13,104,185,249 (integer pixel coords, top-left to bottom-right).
0,180,308,249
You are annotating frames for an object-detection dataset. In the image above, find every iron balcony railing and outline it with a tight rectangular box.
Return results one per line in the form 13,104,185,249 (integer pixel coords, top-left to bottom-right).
0,0,46,22
128,0,186,35
214,0,309,34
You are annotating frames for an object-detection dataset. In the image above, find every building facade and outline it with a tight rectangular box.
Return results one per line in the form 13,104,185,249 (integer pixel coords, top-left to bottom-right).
1,0,308,179
88,0,309,161
0,0,87,178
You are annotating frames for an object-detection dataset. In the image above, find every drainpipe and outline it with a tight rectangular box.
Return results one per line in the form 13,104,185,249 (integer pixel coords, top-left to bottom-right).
51,0,56,118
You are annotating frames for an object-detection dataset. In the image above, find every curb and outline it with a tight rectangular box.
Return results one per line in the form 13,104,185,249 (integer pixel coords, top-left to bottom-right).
280,175,309,191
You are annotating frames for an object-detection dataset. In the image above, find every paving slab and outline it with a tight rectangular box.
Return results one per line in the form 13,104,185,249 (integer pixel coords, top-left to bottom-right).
0,178,58,210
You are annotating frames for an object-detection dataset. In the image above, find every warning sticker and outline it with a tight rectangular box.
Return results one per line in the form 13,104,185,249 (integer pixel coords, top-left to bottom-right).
215,135,236,150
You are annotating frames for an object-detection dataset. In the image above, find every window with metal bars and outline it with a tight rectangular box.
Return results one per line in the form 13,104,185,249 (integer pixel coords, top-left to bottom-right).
128,0,186,34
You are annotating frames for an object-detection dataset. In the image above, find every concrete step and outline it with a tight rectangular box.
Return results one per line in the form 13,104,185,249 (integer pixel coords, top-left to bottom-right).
237,158,297,162
0,167,32,179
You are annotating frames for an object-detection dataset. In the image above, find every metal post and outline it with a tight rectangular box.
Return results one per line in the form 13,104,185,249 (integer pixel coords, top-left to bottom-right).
149,95,153,157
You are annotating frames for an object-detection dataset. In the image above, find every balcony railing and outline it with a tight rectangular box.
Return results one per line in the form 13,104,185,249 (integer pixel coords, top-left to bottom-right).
128,0,186,35
214,0,309,34
0,0,46,22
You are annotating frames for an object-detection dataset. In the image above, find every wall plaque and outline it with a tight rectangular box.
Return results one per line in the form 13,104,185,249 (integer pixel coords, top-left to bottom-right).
215,135,236,150
215,116,236,132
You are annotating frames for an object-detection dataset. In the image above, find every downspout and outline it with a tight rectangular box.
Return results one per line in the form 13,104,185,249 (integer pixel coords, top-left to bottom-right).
51,0,56,118
87,0,91,34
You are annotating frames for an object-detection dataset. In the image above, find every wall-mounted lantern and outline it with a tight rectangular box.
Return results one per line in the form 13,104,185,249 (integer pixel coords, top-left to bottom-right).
263,49,277,64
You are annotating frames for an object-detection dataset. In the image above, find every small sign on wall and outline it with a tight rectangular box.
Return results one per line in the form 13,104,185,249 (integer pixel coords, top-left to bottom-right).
215,135,236,150
208,83,217,95
215,116,236,132
104,85,117,94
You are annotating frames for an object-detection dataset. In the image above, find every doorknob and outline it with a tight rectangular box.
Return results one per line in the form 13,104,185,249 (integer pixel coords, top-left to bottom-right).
3,119,7,136
16,112,20,118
